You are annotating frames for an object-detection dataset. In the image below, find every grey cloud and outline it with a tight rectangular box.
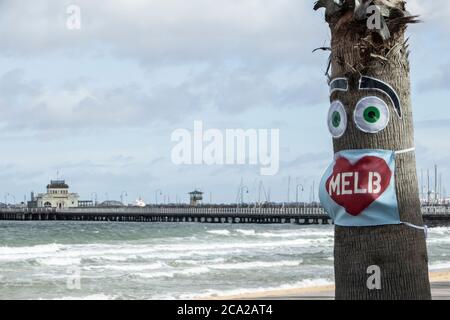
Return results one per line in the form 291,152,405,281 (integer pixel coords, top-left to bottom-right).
0,0,325,65
281,151,331,170
417,63,450,93
415,118,450,129
0,70,202,133
0,63,326,135
278,79,328,107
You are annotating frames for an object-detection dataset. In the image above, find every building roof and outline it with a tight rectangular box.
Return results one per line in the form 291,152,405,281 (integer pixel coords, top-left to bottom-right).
47,180,69,189
189,190,203,195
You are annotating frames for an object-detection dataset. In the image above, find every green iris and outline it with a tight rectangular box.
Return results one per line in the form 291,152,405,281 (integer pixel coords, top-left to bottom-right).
364,106,381,123
332,111,341,128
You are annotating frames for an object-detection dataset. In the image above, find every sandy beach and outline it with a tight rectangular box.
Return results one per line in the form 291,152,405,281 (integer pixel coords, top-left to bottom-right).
201,269,450,300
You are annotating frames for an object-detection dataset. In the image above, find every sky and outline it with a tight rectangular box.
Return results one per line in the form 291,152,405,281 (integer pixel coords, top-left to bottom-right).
0,0,449,205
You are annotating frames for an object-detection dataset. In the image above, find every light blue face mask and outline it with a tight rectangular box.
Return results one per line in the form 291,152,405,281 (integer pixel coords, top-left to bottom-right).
319,148,416,227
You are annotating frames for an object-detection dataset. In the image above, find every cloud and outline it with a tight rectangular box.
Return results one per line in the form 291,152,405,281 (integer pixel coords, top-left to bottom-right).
408,0,450,32
0,1,330,134
415,118,450,129
0,63,327,135
0,69,202,133
281,151,330,170
417,63,450,93
0,0,324,64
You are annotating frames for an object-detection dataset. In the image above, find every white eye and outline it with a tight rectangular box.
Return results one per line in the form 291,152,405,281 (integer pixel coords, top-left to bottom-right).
354,96,390,134
327,100,347,138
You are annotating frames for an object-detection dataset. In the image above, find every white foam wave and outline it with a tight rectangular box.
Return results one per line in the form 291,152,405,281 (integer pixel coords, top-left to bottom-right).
173,258,226,265
427,227,450,236
208,260,302,270
56,294,117,300
236,229,256,236
187,278,333,299
130,260,302,279
429,262,450,271
207,230,231,236
235,229,333,238
37,257,81,266
0,237,331,263
84,262,166,272
0,244,62,255
135,266,210,279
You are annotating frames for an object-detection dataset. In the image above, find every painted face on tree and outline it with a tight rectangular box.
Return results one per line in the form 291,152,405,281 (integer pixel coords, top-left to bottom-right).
327,76,401,139
321,74,415,226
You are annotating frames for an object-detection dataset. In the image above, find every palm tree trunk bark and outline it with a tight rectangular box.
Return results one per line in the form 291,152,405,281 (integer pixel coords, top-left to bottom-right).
315,0,432,299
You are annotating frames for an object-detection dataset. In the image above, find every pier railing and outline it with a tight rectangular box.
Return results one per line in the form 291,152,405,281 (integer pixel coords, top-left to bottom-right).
2,206,328,215
1,205,450,215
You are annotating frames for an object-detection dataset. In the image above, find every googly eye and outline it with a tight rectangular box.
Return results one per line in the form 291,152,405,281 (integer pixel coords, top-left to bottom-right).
328,100,347,138
354,96,390,134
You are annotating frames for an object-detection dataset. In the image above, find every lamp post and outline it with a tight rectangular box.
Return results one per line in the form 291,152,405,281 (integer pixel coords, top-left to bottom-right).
4,193,9,207
120,191,128,206
241,186,249,206
296,184,304,208
155,189,162,205
91,192,98,206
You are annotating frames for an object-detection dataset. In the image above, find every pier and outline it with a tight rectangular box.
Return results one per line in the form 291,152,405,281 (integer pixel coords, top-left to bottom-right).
0,206,449,226
0,207,331,225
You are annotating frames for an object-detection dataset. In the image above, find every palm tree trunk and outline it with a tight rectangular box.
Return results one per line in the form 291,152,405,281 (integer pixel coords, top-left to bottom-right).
315,0,431,299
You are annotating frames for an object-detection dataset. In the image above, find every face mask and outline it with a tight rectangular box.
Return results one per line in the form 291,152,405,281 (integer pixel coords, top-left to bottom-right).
319,148,415,227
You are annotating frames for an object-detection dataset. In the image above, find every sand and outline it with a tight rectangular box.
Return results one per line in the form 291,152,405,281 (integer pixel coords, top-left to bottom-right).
200,269,450,300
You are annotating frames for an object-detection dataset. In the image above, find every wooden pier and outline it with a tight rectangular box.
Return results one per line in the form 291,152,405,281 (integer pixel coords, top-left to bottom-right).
0,206,449,226
0,207,331,225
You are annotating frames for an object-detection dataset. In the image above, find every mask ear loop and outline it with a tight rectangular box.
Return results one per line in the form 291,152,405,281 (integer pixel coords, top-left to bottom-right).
402,222,428,239
395,147,415,155
394,147,428,238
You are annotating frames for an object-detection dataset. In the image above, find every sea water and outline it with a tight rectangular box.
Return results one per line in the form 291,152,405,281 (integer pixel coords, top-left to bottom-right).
0,221,448,299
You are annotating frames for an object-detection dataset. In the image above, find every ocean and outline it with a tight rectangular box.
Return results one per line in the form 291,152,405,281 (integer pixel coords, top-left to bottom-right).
0,221,449,300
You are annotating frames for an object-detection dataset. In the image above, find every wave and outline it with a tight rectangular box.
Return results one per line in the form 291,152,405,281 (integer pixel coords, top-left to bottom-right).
429,262,450,271
0,243,62,255
84,262,167,272
235,229,333,238
37,257,81,266
134,266,210,279
55,294,117,300
427,237,450,244
0,237,332,262
129,260,303,280
173,258,226,265
207,230,231,236
236,229,256,236
208,260,302,270
186,278,333,299
428,227,450,236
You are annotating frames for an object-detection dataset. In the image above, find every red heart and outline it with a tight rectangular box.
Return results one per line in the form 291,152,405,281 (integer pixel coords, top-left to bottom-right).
326,156,392,216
